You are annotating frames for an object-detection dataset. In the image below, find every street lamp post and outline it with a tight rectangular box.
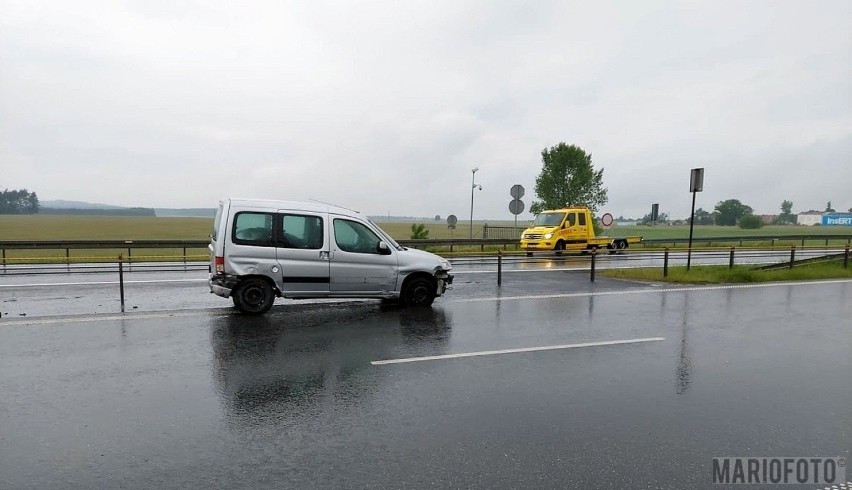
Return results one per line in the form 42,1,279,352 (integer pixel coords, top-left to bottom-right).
469,167,481,239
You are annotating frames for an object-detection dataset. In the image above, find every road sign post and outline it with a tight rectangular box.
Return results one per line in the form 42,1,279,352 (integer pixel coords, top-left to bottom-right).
509,185,525,237
687,168,704,271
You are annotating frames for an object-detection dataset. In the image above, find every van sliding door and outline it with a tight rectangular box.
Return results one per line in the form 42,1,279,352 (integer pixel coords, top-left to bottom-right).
275,211,330,294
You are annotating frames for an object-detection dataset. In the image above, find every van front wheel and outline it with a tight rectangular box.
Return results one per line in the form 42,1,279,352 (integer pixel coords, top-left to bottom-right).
402,277,436,307
233,278,275,315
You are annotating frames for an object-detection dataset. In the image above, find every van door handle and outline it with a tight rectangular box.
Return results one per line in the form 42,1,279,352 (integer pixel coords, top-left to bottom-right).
319,251,330,260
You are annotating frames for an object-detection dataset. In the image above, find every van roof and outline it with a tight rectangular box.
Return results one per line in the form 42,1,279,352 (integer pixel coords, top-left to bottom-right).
222,198,362,216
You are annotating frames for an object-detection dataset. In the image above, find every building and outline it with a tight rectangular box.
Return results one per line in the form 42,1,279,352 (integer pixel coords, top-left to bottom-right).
796,211,824,226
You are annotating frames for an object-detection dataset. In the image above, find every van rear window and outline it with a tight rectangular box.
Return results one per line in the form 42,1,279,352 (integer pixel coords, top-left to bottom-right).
212,203,224,241
233,212,274,247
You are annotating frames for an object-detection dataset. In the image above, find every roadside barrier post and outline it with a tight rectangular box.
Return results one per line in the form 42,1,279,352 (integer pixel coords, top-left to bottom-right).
497,250,502,286
729,247,735,269
789,246,795,269
118,255,126,313
66,248,70,271
844,246,849,269
590,249,596,282
663,248,669,278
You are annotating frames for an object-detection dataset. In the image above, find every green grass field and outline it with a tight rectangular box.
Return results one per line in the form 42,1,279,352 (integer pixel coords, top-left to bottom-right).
0,215,213,240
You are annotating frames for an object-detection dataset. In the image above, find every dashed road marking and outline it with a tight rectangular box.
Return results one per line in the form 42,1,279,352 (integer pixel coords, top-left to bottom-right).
371,337,666,365
450,279,852,303
0,278,208,288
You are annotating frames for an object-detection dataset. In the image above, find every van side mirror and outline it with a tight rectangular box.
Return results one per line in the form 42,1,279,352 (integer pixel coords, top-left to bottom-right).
377,241,391,255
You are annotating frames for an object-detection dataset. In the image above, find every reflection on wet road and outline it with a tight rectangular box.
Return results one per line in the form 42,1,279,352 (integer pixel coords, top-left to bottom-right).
1,276,850,489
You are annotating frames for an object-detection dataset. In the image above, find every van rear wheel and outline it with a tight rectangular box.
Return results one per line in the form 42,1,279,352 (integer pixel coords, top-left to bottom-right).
233,278,275,315
402,277,435,307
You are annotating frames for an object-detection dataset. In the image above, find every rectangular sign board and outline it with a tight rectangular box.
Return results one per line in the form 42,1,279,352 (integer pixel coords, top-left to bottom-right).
822,214,852,226
690,168,704,192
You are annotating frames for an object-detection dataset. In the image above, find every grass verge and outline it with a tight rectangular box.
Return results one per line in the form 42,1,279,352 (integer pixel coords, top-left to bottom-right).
600,261,852,284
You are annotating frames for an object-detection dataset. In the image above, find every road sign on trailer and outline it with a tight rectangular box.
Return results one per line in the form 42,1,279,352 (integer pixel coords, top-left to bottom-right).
601,213,614,229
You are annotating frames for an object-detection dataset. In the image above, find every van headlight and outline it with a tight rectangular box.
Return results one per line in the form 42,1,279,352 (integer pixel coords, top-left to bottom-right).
544,233,553,239
440,259,452,271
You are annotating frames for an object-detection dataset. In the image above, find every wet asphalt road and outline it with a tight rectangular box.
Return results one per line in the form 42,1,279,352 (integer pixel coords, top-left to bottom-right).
1,273,850,489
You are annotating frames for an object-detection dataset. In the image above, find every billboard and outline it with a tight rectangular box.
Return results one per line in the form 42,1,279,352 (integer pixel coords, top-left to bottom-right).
822,214,852,226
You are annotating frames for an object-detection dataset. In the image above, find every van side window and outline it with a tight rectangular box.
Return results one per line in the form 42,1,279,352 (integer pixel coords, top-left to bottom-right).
578,213,586,226
233,212,273,247
333,219,382,254
279,214,324,249
567,213,576,227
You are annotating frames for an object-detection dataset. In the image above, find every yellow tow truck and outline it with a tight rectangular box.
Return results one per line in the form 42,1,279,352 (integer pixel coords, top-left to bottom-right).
520,207,642,256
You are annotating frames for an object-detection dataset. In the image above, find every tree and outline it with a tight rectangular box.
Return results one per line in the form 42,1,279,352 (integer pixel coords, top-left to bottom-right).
640,212,669,225
825,201,835,212
530,143,607,214
688,208,714,225
0,188,39,214
738,214,764,229
410,223,429,239
714,199,753,226
775,200,795,225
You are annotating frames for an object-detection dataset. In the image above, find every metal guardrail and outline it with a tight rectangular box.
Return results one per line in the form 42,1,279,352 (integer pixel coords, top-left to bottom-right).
639,234,852,247
1,234,851,262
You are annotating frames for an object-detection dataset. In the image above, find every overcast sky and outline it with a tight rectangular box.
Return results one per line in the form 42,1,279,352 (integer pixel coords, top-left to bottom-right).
2,0,850,220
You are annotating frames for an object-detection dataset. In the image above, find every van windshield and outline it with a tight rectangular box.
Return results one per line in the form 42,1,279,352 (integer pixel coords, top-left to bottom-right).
533,212,565,227
369,220,405,251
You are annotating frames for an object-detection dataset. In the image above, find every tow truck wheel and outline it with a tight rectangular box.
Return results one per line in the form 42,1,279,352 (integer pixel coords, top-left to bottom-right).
554,241,565,256
402,277,435,307
233,278,275,315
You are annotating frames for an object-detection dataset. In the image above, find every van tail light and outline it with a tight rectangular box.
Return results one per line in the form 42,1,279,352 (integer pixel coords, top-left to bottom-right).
214,256,224,274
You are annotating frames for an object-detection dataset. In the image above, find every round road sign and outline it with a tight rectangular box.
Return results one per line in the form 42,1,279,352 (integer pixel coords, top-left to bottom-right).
509,199,525,215
447,215,458,228
601,213,614,229
510,184,525,199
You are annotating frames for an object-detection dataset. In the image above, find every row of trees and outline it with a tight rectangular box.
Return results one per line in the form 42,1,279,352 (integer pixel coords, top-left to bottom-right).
0,188,39,214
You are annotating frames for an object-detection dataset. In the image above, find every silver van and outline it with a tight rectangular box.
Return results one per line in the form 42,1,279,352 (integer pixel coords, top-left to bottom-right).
208,198,454,314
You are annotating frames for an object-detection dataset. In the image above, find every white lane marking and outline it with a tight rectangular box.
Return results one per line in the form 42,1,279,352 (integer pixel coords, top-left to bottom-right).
371,337,666,365
450,279,852,303
0,309,233,326
0,278,208,288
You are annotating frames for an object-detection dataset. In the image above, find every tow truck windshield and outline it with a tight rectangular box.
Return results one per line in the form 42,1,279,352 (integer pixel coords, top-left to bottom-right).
532,212,565,227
